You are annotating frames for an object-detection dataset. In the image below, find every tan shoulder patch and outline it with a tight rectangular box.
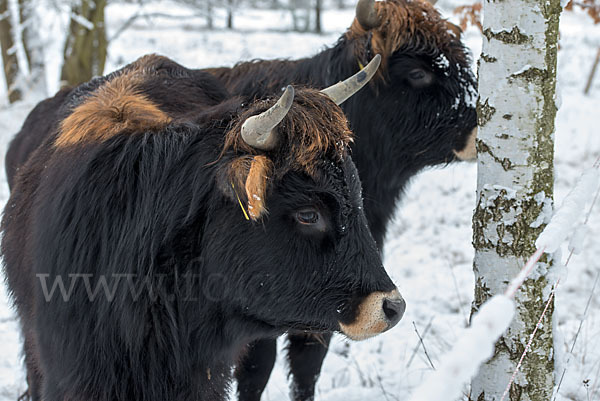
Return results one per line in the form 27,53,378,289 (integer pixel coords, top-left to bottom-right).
55,71,172,147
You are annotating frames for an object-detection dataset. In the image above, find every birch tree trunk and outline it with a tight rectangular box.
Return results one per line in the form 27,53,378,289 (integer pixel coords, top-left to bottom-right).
471,0,561,399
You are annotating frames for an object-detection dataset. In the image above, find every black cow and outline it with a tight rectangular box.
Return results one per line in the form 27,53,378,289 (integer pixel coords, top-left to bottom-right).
206,0,478,399
1,55,404,401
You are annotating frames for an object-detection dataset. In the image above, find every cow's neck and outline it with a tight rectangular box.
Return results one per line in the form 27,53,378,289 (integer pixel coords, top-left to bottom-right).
183,299,284,400
116,299,267,401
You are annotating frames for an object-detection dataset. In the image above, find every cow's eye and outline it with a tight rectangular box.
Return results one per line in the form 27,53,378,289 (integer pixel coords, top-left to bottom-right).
296,208,320,225
408,69,426,80
407,68,434,87
294,206,329,234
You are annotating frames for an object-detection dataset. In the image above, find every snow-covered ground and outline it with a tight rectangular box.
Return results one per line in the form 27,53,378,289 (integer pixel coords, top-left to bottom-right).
0,2,599,400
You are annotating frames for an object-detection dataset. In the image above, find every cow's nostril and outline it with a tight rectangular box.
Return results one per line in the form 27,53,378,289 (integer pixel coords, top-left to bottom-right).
382,297,406,328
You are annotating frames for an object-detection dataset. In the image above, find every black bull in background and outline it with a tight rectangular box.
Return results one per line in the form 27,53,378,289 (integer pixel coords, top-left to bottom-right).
1,54,407,401
3,0,478,399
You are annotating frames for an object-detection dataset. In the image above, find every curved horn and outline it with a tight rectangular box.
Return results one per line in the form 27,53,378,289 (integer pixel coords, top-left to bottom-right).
320,54,381,105
356,0,381,30
241,85,295,150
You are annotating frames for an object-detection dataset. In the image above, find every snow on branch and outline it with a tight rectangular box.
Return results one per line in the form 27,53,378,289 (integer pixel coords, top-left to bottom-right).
408,296,515,401
70,12,94,30
536,168,599,253
505,247,546,298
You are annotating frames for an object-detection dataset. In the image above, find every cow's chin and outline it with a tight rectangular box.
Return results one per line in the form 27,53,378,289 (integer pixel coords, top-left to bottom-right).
237,313,280,336
240,312,336,336
453,127,478,161
278,318,338,334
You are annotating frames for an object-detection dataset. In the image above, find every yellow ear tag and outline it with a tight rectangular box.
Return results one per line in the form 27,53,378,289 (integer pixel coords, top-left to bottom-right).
231,182,250,221
358,60,365,70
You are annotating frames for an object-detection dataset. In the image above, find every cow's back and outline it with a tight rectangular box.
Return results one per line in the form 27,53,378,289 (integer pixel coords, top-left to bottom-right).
205,58,316,101
4,55,231,191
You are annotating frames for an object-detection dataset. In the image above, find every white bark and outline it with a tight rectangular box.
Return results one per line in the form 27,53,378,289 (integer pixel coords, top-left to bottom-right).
20,0,48,97
6,0,28,96
0,0,47,101
471,0,561,399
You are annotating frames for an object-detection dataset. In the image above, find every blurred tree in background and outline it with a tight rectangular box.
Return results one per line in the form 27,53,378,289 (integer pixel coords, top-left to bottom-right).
0,0,344,103
61,0,108,87
177,0,324,32
0,0,23,102
20,0,46,93
564,0,600,93
0,0,107,100
0,0,47,102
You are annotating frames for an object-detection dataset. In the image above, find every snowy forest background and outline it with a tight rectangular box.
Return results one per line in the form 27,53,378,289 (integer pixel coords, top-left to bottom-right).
0,0,599,400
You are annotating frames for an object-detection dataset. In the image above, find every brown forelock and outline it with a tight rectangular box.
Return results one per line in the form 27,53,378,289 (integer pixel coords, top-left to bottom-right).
223,88,353,220
224,88,352,178
347,0,467,77
55,55,173,147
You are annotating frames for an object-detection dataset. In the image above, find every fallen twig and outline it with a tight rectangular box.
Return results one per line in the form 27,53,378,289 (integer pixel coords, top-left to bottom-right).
413,321,436,370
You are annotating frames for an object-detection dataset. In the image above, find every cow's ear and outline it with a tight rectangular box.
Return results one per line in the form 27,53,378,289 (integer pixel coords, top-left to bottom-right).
244,155,273,219
221,155,273,221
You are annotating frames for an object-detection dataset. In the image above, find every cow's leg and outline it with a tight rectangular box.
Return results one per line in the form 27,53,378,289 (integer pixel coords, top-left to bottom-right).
287,332,332,401
236,338,277,401
22,330,43,401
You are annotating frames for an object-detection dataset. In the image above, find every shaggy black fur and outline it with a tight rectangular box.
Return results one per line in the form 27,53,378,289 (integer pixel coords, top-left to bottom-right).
1,56,396,401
